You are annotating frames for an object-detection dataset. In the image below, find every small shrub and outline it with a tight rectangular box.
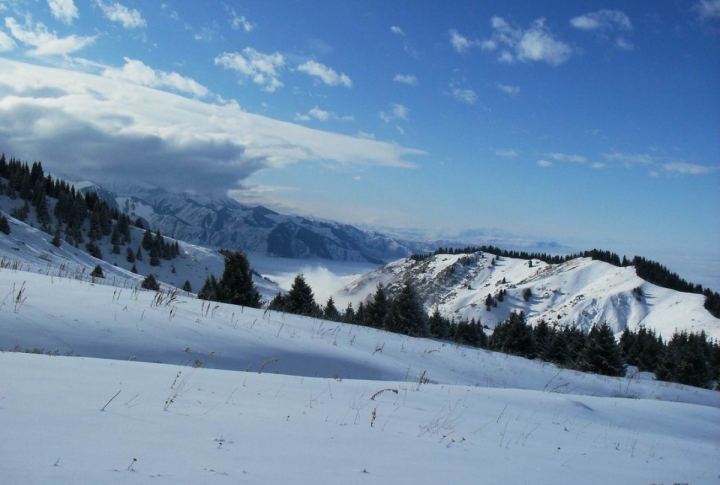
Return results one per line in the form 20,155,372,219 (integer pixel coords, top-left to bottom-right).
141,274,160,291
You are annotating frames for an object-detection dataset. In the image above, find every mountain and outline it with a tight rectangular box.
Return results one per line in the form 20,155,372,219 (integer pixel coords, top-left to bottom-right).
76,181,419,264
341,251,720,341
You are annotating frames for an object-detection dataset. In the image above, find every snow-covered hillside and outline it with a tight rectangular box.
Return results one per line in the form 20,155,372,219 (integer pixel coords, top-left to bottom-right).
0,197,280,300
342,252,720,341
1,263,719,484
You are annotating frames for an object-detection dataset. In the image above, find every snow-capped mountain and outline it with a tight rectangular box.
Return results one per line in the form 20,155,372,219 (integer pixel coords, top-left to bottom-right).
341,251,720,340
77,181,420,264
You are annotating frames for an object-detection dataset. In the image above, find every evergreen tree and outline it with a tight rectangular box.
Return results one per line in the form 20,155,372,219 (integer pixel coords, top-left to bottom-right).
580,322,626,377
182,280,192,292
141,274,160,291
126,247,136,263
0,215,10,235
216,250,261,308
428,307,450,339
285,274,318,316
142,228,153,250
323,296,341,321
490,311,535,358
149,246,161,266
384,281,427,337
198,274,219,301
343,302,356,324
366,284,389,328
268,291,288,312
90,265,104,278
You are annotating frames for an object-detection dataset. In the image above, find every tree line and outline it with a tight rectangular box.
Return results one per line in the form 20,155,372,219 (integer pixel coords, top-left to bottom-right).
197,250,719,390
0,153,183,284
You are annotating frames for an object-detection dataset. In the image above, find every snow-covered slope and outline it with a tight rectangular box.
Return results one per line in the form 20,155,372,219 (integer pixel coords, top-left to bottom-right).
0,198,280,300
1,265,719,484
341,252,720,340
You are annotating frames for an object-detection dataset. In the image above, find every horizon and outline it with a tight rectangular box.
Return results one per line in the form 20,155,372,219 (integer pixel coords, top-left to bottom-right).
0,0,718,287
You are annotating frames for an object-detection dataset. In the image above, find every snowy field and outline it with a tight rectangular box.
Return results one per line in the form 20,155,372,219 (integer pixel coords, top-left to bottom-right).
1,266,719,484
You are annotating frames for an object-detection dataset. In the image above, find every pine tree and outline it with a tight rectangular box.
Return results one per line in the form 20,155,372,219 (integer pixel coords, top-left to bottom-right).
0,215,10,235
428,307,450,339
141,274,160,291
366,284,389,328
384,281,427,337
198,274,219,301
90,265,104,278
126,247,136,263
580,322,626,377
182,280,192,292
323,296,341,321
285,274,318,316
216,250,261,308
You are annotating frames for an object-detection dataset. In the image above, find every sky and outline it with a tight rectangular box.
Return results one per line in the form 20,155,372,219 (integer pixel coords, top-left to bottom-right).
0,0,718,279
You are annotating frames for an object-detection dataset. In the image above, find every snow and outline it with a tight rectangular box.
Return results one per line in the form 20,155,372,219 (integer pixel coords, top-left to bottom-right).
342,252,720,340
1,204,719,484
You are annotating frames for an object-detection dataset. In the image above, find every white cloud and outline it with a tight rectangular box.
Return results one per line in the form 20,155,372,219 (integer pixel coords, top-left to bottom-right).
570,10,632,32
495,149,518,158
448,82,477,104
694,0,720,20
379,103,408,123
4,17,95,56
663,161,718,175
47,0,79,25
395,125,405,135
393,74,417,85
215,48,285,92
537,160,552,168
603,151,655,167
549,152,587,164
449,29,473,52
294,106,353,122
297,60,352,88
480,17,573,66
0,30,15,52
516,19,574,65
102,58,211,98
615,38,634,51
96,1,146,29
0,58,424,196
356,131,375,140
591,162,606,169
571,10,634,51
228,8,253,32
496,83,520,95
390,25,405,36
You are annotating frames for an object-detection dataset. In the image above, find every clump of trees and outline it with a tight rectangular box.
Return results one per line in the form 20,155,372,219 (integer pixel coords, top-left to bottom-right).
198,250,261,308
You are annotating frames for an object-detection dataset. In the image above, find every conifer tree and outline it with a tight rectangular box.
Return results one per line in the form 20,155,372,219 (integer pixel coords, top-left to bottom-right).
428,307,450,339
580,322,625,377
215,250,261,308
366,284,389,328
285,274,318,316
323,296,341,321
384,281,427,337
0,214,10,235
141,274,160,291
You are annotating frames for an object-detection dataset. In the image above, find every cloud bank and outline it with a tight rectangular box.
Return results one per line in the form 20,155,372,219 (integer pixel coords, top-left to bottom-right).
0,59,423,196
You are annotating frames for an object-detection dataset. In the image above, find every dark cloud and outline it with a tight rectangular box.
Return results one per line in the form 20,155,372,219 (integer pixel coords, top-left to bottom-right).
0,101,269,195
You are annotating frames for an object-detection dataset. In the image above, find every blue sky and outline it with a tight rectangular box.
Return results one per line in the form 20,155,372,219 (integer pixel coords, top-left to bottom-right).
0,0,718,284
